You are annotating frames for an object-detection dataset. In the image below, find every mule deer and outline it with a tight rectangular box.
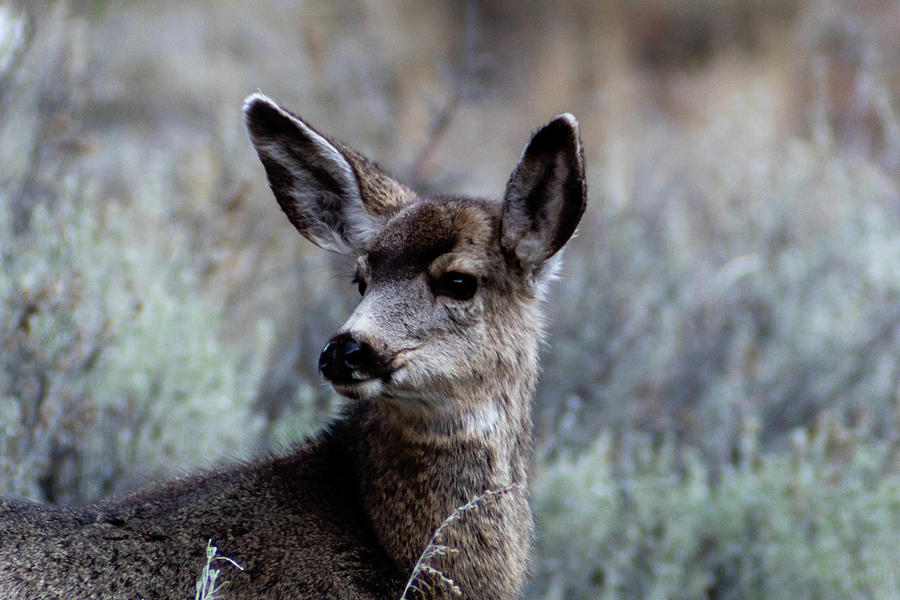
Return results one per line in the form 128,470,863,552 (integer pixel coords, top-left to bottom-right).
0,94,586,600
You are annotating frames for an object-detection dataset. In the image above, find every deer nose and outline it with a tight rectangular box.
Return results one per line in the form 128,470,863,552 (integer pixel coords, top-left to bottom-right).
318,335,378,383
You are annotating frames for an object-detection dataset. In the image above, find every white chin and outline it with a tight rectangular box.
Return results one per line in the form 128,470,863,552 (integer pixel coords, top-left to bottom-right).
331,378,385,400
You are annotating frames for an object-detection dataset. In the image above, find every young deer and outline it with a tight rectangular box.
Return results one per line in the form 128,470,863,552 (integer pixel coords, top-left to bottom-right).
0,94,586,600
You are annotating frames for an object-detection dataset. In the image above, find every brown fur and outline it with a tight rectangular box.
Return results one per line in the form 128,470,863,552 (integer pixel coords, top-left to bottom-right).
0,94,586,600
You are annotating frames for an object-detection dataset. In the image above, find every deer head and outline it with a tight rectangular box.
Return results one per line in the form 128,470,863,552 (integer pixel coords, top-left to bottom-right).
244,94,585,430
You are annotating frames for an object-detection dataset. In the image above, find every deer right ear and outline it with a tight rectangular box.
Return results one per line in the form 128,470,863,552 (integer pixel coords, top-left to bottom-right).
244,94,412,254
500,113,586,268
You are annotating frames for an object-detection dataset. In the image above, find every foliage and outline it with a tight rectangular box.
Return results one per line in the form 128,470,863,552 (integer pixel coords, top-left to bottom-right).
0,165,268,503
532,418,900,600
0,5,267,503
542,89,900,461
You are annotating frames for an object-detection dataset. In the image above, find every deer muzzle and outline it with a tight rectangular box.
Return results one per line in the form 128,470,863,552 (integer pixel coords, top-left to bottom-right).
319,333,390,384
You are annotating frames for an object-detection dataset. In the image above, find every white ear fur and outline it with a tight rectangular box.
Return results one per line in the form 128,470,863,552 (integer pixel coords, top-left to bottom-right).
244,93,386,254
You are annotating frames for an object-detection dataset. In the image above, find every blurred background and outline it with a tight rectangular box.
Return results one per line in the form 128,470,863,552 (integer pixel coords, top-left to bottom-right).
1,0,898,598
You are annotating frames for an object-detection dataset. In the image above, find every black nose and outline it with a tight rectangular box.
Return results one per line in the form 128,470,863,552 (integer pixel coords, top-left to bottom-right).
318,334,378,383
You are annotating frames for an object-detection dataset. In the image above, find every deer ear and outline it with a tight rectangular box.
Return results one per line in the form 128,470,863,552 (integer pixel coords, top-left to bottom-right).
500,113,586,267
244,93,413,254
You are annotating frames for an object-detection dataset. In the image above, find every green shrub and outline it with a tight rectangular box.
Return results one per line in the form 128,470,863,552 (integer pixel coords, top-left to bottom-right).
532,417,900,600
0,168,267,503
541,89,900,464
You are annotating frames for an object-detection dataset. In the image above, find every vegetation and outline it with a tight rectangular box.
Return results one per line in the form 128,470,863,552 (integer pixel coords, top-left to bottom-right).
194,540,244,600
1,1,897,598
533,423,900,599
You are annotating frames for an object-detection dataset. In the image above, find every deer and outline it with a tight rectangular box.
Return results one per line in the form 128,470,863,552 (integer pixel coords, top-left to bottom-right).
0,93,586,600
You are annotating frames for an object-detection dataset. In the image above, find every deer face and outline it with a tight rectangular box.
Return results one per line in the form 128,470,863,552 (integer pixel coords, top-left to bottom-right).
244,95,585,415
321,198,507,404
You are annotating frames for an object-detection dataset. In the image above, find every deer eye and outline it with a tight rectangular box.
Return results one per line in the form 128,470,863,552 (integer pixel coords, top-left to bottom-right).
352,276,367,296
432,271,478,301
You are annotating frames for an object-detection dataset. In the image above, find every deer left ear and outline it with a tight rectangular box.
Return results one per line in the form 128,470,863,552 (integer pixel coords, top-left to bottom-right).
244,93,414,255
500,113,586,267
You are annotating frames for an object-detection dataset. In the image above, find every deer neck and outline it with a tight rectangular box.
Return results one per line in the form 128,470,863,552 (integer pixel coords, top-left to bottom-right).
353,348,538,573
